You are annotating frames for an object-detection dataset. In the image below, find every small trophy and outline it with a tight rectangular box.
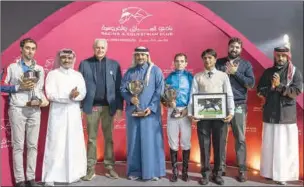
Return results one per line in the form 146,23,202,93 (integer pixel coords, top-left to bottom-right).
22,69,41,107
127,80,146,117
163,84,183,118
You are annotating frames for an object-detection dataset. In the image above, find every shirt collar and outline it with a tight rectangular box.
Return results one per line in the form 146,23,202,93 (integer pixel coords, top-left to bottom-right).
59,66,72,74
19,58,36,68
204,67,217,75
136,62,149,70
175,69,185,74
93,56,107,62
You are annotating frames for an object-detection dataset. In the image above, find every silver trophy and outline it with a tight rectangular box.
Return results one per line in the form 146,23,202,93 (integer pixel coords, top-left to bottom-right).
22,69,41,107
127,80,146,117
162,84,183,118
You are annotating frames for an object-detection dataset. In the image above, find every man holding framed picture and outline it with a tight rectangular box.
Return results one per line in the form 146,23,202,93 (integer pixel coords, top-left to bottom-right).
188,49,235,185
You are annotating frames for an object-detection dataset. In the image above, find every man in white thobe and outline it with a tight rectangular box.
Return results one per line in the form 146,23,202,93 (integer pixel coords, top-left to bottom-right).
257,46,303,185
42,49,87,186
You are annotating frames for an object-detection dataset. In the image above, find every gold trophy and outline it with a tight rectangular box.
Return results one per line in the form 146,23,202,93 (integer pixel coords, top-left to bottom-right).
162,84,183,118
127,80,146,117
22,69,42,107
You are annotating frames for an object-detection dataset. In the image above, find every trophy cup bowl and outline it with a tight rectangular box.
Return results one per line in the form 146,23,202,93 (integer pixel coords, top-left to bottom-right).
163,86,183,118
22,70,41,107
127,80,146,117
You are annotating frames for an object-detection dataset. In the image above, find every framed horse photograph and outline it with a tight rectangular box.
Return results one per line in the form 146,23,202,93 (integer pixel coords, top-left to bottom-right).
192,93,228,120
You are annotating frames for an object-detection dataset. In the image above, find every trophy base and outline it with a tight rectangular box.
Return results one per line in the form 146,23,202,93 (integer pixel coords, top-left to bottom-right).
170,109,185,118
132,111,146,117
26,99,42,107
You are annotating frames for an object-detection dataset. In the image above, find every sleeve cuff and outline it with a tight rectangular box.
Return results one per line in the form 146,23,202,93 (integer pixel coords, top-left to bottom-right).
14,85,19,92
148,104,157,113
234,71,241,77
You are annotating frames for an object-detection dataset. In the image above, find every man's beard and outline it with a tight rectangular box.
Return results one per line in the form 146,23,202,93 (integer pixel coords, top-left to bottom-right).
136,60,146,65
228,52,240,60
275,61,288,69
61,62,72,69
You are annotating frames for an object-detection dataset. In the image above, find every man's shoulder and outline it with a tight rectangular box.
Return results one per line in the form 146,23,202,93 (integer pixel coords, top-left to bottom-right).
107,57,118,63
46,68,58,76
6,61,19,69
109,59,121,68
194,71,204,79
293,66,302,78
80,56,94,64
215,69,228,77
151,64,163,73
216,57,227,64
35,64,44,71
184,70,194,77
239,58,252,67
71,69,83,77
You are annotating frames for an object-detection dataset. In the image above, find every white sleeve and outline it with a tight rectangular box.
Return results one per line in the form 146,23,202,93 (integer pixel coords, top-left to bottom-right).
188,76,199,116
72,73,87,101
4,65,12,84
45,71,72,103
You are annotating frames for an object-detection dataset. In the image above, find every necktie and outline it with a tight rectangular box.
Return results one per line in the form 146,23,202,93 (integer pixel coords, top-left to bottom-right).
208,71,213,78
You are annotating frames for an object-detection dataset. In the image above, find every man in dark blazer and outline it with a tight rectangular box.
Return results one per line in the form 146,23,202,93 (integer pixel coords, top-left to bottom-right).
79,39,123,181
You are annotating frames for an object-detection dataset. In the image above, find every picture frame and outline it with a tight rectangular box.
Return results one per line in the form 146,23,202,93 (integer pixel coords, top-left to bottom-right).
192,93,228,120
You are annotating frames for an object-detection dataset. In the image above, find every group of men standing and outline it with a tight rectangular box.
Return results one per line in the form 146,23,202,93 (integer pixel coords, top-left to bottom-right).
1,36,302,187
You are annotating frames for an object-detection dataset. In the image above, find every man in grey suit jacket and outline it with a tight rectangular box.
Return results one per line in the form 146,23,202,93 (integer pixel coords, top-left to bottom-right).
79,39,123,180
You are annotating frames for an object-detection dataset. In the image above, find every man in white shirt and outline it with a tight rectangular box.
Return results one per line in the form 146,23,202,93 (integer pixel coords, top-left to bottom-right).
42,49,87,186
188,49,234,185
3,38,48,187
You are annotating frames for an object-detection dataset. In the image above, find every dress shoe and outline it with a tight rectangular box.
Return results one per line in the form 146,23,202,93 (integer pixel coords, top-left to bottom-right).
237,172,247,182
198,176,209,185
26,180,41,187
105,169,119,179
15,181,25,187
212,175,224,185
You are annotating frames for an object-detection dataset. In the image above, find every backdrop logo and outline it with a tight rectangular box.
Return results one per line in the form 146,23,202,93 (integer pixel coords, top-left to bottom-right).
44,58,55,74
119,7,152,25
101,7,174,43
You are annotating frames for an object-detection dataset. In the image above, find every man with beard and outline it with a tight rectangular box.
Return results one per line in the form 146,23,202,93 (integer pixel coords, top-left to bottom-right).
42,49,87,186
120,46,166,181
215,37,255,182
2,38,48,187
257,46,302,185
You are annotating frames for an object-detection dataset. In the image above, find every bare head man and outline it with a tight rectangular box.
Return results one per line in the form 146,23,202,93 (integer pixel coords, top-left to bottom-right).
20,38,37,62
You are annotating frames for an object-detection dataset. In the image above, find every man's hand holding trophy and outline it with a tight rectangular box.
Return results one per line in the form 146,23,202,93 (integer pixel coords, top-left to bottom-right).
127,80,147,117
162,84,186,118
22,69,42,107
19,79,35,91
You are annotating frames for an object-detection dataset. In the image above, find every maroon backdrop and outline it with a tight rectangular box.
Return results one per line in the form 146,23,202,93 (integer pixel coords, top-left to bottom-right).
1,1,303,186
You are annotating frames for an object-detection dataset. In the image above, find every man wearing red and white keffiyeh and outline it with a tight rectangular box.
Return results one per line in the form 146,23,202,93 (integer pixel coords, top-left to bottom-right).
257,46,303,185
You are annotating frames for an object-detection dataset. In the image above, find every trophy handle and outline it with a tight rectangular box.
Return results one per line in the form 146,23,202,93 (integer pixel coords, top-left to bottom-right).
134,94,140,111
